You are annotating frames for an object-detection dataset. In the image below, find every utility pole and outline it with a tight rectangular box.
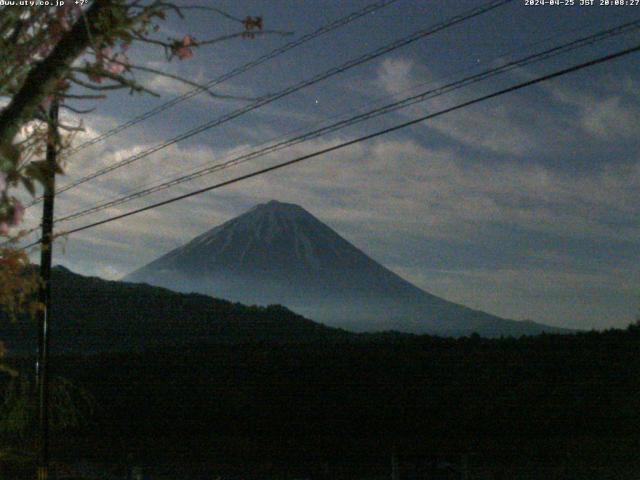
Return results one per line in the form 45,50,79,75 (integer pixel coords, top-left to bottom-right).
36,99,58,480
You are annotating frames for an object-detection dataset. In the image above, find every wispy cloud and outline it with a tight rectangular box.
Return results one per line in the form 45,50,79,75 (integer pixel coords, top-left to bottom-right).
20,25,638,332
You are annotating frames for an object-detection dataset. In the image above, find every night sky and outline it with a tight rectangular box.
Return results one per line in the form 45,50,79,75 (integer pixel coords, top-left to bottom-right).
19,0,640,330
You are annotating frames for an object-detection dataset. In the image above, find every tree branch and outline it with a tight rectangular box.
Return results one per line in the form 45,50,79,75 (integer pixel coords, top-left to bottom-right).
70,76,127,91
0,1,115,154
128,64,256,101
148,2,244,23
72,65,160,97
60,104,96,114
196,29,294,47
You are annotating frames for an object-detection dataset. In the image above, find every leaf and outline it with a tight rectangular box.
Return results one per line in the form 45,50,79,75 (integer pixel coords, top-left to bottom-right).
0,143,19,171
20,176,35,196
24,160,53,186
23,164,44,185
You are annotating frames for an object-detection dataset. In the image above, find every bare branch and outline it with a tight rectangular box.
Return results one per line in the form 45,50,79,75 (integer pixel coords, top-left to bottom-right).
58,123,85,132
60,104,96,115
196,29,294,47
0,1,118,152
130,31,170,48
70,76,127,91
155,3,243,23
62,92,108,100
127,64,256,101
72,66,160,97
130,29,294,53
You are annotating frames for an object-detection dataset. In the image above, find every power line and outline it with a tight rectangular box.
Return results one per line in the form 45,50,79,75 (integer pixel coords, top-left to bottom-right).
11,14,626,244
53,19,640,225
28,0,513,206
55,0,513,195
53,11,640,210
52,15,634,218
25,0,400,210
25,42,636,248
62,0,402,158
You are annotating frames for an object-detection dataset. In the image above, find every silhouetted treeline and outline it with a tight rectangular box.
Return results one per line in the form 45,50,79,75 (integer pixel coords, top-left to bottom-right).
1,267,568,356
4,324,638,473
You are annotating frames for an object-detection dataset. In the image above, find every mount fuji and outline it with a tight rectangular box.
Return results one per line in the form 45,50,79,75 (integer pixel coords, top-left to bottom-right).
123,200,565,337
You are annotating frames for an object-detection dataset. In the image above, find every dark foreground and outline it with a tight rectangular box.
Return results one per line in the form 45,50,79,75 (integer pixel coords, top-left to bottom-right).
2,325,640,479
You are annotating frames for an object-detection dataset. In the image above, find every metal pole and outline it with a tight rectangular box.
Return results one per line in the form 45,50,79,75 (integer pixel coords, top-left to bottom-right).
36,99,58,480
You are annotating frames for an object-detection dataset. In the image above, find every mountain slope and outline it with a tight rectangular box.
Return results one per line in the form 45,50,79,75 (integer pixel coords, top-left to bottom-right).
124,201,566,337
2,266,354,354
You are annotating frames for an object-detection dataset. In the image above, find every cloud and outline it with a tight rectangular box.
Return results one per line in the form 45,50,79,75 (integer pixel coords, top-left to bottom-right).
581,96,640,140
144,69,257,104
140,132,640,248
21,106,639,271
374,57,547,157
17,48,638,331
545,74,640,142
373,55,640,161
376,57,415,96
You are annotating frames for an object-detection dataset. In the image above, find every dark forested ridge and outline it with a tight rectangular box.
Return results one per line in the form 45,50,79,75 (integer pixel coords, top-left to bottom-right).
1,265,355,354
4,325,640,477
2,266,638,477
1,265,571,355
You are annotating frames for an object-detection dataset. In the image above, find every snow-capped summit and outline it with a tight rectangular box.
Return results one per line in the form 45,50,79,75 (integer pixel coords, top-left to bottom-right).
158,200,372,274
124,201,564,337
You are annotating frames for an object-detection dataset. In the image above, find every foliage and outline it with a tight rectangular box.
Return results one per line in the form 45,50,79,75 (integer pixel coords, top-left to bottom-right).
43,325,640,475
2,268,638,475
0,0,288,331
0,4,285,458
0,375,96,444
0,248,41,321
0,0,279,231
1,266,350,353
